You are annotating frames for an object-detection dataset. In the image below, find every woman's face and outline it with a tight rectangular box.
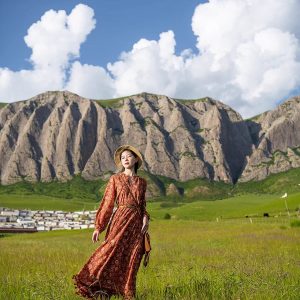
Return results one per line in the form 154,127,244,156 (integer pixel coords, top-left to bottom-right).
121,150,138,170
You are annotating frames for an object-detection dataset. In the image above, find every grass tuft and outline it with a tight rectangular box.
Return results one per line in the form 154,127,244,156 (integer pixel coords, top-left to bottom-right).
290,219,300,227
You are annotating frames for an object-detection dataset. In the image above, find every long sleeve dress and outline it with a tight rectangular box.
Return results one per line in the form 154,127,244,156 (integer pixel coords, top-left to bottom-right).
72,172,150,299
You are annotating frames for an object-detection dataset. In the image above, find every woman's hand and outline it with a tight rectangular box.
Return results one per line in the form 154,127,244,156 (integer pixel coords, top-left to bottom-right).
92,229,100,243
141,215,149,234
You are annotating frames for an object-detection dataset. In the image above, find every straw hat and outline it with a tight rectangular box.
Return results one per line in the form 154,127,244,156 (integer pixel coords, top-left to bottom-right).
114,144,143,169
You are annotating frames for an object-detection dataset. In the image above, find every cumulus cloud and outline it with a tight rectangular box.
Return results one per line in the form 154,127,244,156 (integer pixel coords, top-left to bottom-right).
24,4,95,69
66,61,114,99
106,0,300,117
1,1,300,119
0,4,97,100
190,0,300,116
107,31,186,97
0,66,64,101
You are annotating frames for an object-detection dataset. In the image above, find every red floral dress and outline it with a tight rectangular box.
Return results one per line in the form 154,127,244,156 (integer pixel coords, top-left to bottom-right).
72,172,150,299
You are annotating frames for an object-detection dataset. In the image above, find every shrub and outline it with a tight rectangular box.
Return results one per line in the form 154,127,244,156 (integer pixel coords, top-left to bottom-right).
290,219,300,227
164,213,171,219
160,202,179,208
279,225,287,230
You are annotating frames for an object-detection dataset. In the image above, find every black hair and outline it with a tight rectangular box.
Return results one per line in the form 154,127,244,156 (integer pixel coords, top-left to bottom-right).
119,149,139,174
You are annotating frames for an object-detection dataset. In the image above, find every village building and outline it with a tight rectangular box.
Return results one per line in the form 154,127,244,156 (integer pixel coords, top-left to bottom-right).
0,207,97,231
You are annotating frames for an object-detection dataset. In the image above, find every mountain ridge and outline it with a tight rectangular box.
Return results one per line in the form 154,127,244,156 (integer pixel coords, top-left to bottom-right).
0,90,299,185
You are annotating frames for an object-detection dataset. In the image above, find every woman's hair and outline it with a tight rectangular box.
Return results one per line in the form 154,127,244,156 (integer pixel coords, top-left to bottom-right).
119,150,139,173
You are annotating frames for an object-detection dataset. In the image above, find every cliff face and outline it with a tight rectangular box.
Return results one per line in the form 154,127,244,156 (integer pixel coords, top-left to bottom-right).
239,96,300,182
0,91,299,185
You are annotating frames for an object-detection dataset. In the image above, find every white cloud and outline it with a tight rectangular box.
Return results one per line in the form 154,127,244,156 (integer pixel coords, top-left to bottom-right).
190,0,300,116
0,4,98,101
107,0,300,118
1,1,300,119
234,28,300,100
24,4,95,69
107,31,186,97
66,61,114,99
0,66,64,101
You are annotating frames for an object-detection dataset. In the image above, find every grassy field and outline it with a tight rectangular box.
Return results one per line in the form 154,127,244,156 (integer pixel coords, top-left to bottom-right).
149,192,300,221
0,193,99,211
0,191,299,222
0,218,299,300
1,169,300,299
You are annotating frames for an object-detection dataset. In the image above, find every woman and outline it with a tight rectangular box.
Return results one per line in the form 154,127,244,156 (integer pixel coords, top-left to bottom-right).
72,144,150,299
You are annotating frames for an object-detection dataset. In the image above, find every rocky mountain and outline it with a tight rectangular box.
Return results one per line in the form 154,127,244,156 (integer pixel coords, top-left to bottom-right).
0,91,299,185
239,96,300,182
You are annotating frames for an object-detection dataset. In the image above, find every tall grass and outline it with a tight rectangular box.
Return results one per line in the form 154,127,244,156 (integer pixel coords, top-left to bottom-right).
0,219,299,299
1,168,300,299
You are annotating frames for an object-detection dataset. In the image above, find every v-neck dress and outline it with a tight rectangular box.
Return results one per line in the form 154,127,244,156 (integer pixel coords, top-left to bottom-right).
72,172,150,299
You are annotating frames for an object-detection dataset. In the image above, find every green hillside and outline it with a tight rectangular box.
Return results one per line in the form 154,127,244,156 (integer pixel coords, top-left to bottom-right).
0,173,104,202
234,167,300,195
1,167,300,203
151,192,300,221
0,170,234,205
0,168,299,220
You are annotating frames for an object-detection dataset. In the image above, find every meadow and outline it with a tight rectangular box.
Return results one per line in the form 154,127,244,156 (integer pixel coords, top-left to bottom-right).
1,169,300,299
0,191,299,222
0,217,299,300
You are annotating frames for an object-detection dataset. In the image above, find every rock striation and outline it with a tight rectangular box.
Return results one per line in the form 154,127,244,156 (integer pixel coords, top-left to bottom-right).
0,91,299,184
239,96,300,182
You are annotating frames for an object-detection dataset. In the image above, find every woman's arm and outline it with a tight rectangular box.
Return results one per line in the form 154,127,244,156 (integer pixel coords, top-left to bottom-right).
141,180,150,234
94,175,116,233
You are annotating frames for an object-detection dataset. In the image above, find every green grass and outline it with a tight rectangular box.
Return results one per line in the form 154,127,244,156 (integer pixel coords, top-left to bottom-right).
0,218,299,299
1,167,300,209
94,98,125,108
148,192,300,221
0,170,236,211
0,173,105,200
1,168,299,221
234,167,300,195
94,93,141,108
145,175,234,203
1,169,300,299
1,192,299,220
290,219,300,227
174,97,210,104
0,193,99,211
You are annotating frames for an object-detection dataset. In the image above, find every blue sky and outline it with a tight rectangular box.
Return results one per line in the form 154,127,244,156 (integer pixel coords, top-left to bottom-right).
0,0,202,70
0,0,299,119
